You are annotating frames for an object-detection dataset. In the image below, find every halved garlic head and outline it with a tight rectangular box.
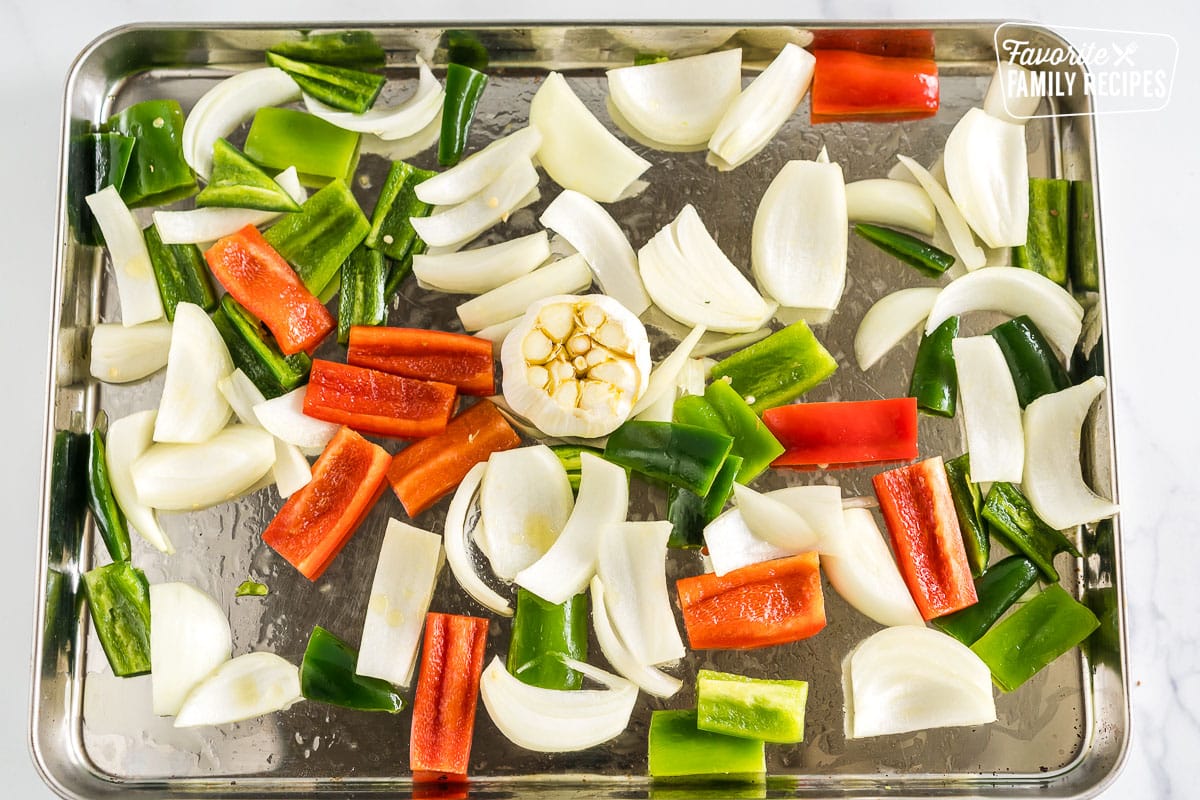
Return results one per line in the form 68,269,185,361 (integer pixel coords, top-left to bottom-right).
501,294,651,438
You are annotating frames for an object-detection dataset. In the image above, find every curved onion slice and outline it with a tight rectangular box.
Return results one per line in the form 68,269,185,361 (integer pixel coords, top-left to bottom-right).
733,484,820,551
410,159,541,248
150,582,232,716
822,508,923,628
303,57,443,140
607,49,743,147
183,68,300,180
985,63,1043,124
925,267,1083,359
953,337,1024,483
516,452,628,604
597,520,684,665
475,317,522,354
359,110,442,161
605,98,708,153
844,626,996,739
153,168,306,244
479,656,637,752
629,324,705,417
413,231,550,294
106,410,173,554
478,445,574,581
457,255,594,332
752,159,847,314
638,204,776,333
768,485,847,556
703,507,794,577
944,108,1029,248
175,652,302,728
416,126,542,206
218,370,311,498
845,179,936,237
529,71,651,203
89,321,172,383
707,43,815,171
854,287,941,370
539,189,651,314
590,577,682,698
444,463,513,616
896,155,986,270
1023,376,1119,530
132,426,276,511
85,187,165,326
252,386,339,452
153,303,233,444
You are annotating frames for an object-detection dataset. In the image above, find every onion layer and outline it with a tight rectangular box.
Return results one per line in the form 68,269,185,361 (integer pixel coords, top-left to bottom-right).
412,231,550,295
416,126,542,206
597,521,684,665
175,652,303,728
478,445,574,581
85,187,165,327
943,107,1029,248
822,508,923,628
444,463,513,616
590,576,682,698
132,426,276,511
845,179,936,237
953,336,1024,483
150,582,232,716
703,507,794,577
217,369,311,498
854,287,940,371
984,63,1043,124
153,168,306,245
253,386,339,453
105,410,173,554
303,57,443,140
89,321,172,383
152,303,233,444
897,155,986,270
456,255,594,332
411,159,541,249
733,484,820,551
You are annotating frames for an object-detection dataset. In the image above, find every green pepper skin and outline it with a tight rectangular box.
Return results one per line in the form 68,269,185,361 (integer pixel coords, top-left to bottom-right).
107,100,196,208
264,178,370,297
932,556,1040,645
507,589,589,690
365,161,435,261
211,295,311,399
445,30,490,72
82,561,151,677
49,429,88,563
702,381,784,484
648,709,765,778
235,580,269,597
909,315,959,418
337,245,389,344
1013,178,1070,286
549,445,605,493
666,455,742,549
672,394,728,433
709,322,837,413
989,315,1071,408
87,419,131,563
268,31,386,69
265,51,385,114
981,482,1081,583
438,63,489,167
67,132,134,246
603,421,734,496
696,669,808,743
943,454,988,577
144,225,218,321
1070,180,1099,292
300,626,404,712
854,223,954,278
195,139,301,213
244,107,361,187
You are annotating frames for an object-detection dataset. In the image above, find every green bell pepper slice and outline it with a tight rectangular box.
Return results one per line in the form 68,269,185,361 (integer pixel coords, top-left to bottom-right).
649,709,765,778
235,580,269,597
603,421,733,496
982,481,1081,583
336,244,389,344
709,321,837,413
82,561,151,677
989,315,1071,408
195,139,301,213
264,177,370,298
701,381,784,484
439,63,489,167
666,454,742,549
1070,180,1100,292
107,99,196,207
507,588,589,691
244,107,361,187
696,669,808,743
854,223,954,278
549,445,605,493
265,51,386,114
300,626,404,712
268,31,386,69
144,224,218,321
67,131,134,246
932,555,1040,645
87,415,131,563
943,453,989,577
211,294,311,400
365,160,435,261
1013,178,1070,286
909,315,959,417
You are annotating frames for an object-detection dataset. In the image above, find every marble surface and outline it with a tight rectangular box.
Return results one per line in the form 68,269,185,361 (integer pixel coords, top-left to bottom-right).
2,1,1195,797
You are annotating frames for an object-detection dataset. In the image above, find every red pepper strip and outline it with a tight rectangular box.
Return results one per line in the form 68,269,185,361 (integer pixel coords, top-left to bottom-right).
348,326,495,396
410,612,490,780
261,426,390,580
676,552,825,650
204,224,333,355
872,457,978,620
810,50,939,123
303,360,457,439
807,29,936,59
763,397,918,468
388,399,520,517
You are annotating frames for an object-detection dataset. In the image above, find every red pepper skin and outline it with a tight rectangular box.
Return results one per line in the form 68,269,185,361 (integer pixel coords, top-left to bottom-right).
763,397,918,469
810,50,939,123
204,225,333,355
873,457,978,620
676,553,826,650
347,326,495,396
261,426,390,580
808,29,936,59
303,360,457,439
410,613,490,780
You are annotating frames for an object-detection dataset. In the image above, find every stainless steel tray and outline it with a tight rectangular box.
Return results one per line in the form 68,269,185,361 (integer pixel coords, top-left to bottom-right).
31,21,1128,799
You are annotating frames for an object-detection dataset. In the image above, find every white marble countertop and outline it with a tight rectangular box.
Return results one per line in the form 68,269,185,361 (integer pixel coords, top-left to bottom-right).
2,1,1193,797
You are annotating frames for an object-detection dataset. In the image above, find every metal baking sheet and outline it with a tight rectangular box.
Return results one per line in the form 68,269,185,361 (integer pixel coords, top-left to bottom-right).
31,22,1128,799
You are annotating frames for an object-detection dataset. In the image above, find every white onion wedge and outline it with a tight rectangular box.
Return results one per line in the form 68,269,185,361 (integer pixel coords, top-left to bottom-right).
925,267,1083,360
605,98,709,153
822,508,923,628
896,155,986,270
150,582,232,716
253,386,339,452
410,159,540,248
444,463,513,616
629,324,706,417
412,231,550,294
597,520,684,665
175,652,302,728
516,452,628,604
478,445,574,581
845,179,936,237
768,485,847,557
416,126,542,206
85,187,164,327
106,410,173,554
1023,376,1119,530
590,577,682,698
854,287,941,371
944,108,1029,248
539,190,651,314
479,656,637,752
303,57,443,140
132,426,276,511
456,254,593,332
89,321,172,383
153,168,306,244
183,68,300,180
704,508,795,577
985,63,1043,125
358,110,442,161
529,72,651,203
953,337,1024,483
607,49,743,147
707,43,815,171
733,484,820,552
153,303,233,444
217,370,311,498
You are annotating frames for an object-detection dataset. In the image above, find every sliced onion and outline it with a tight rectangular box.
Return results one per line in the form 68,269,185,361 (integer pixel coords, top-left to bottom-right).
1023,376,1118,529
822,508,923,628
539,189,651,314
678,357,710,397
629,324,706,417
768,485,847,557
132,426,276,511
217,370,311,498
478,445,574,581
703,507,795,577
590,576,682,698
854,287,941,371
597,520,684,665
410,159,540,248
529,71,651,203
707,43,815,171
358,110,442,161
845,179,936,237
475,317,522,354
733,484,820,551
153,303,233,444
456,254,593,332
444,463,513,616
607,49,743,147
896,155,986,270
691,328,772,358
944,108,1029,248
89,321,171,383
925,267,1083,360
153,168,306,244
105,410,173,554
175,652,303,728
303,57,443,140
605,98,709,153
984,63,1042,124
953,337,1024,483
85,187,165,326
416,126,542,206
150,582,232,716
412,231,550,294
638,204,776,333
253,386,339,452
479,656,637,752
516,452,628,604
183,67,300,180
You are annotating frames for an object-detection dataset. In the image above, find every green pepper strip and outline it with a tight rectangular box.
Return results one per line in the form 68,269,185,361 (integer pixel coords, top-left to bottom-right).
701,381,785,484
1070,180,1099,292
244,107,361,187
854,223,954,278
87,417,131,563
549,445,604,493
49,429,88,563
696,669,808,744
365,160,435,261
1013,178,1070,286
648,709,765,778
989,315,1071,408
981,481,1082,583
265,51,385,114
106,99,196,208
932,556,1040,645
268,31,386,69
82,561,151,677
909,315,959,417
943,454,989,577
196,139,300,213
709,321,837,414
300,625,404,712
67,132,134,246
264,177,371,298
337,244,389,344
603,421,734,496
445,30,490,72
666,455,742,550
971,583,1100,692
235,580,269,597
211,294,311,399
507,588,589,690
439,63,489,167
144,225,218,321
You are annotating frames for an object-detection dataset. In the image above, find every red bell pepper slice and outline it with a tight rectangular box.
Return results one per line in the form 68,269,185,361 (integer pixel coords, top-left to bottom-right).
303,359,457,439
261,426,390,580
410,612,490,781
388,399,521,517
676,552,825,650
810,50,939,123
763,397,918,468
347,326,495,396
872,457,978,620
204,224,333,355
808,28,936,59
